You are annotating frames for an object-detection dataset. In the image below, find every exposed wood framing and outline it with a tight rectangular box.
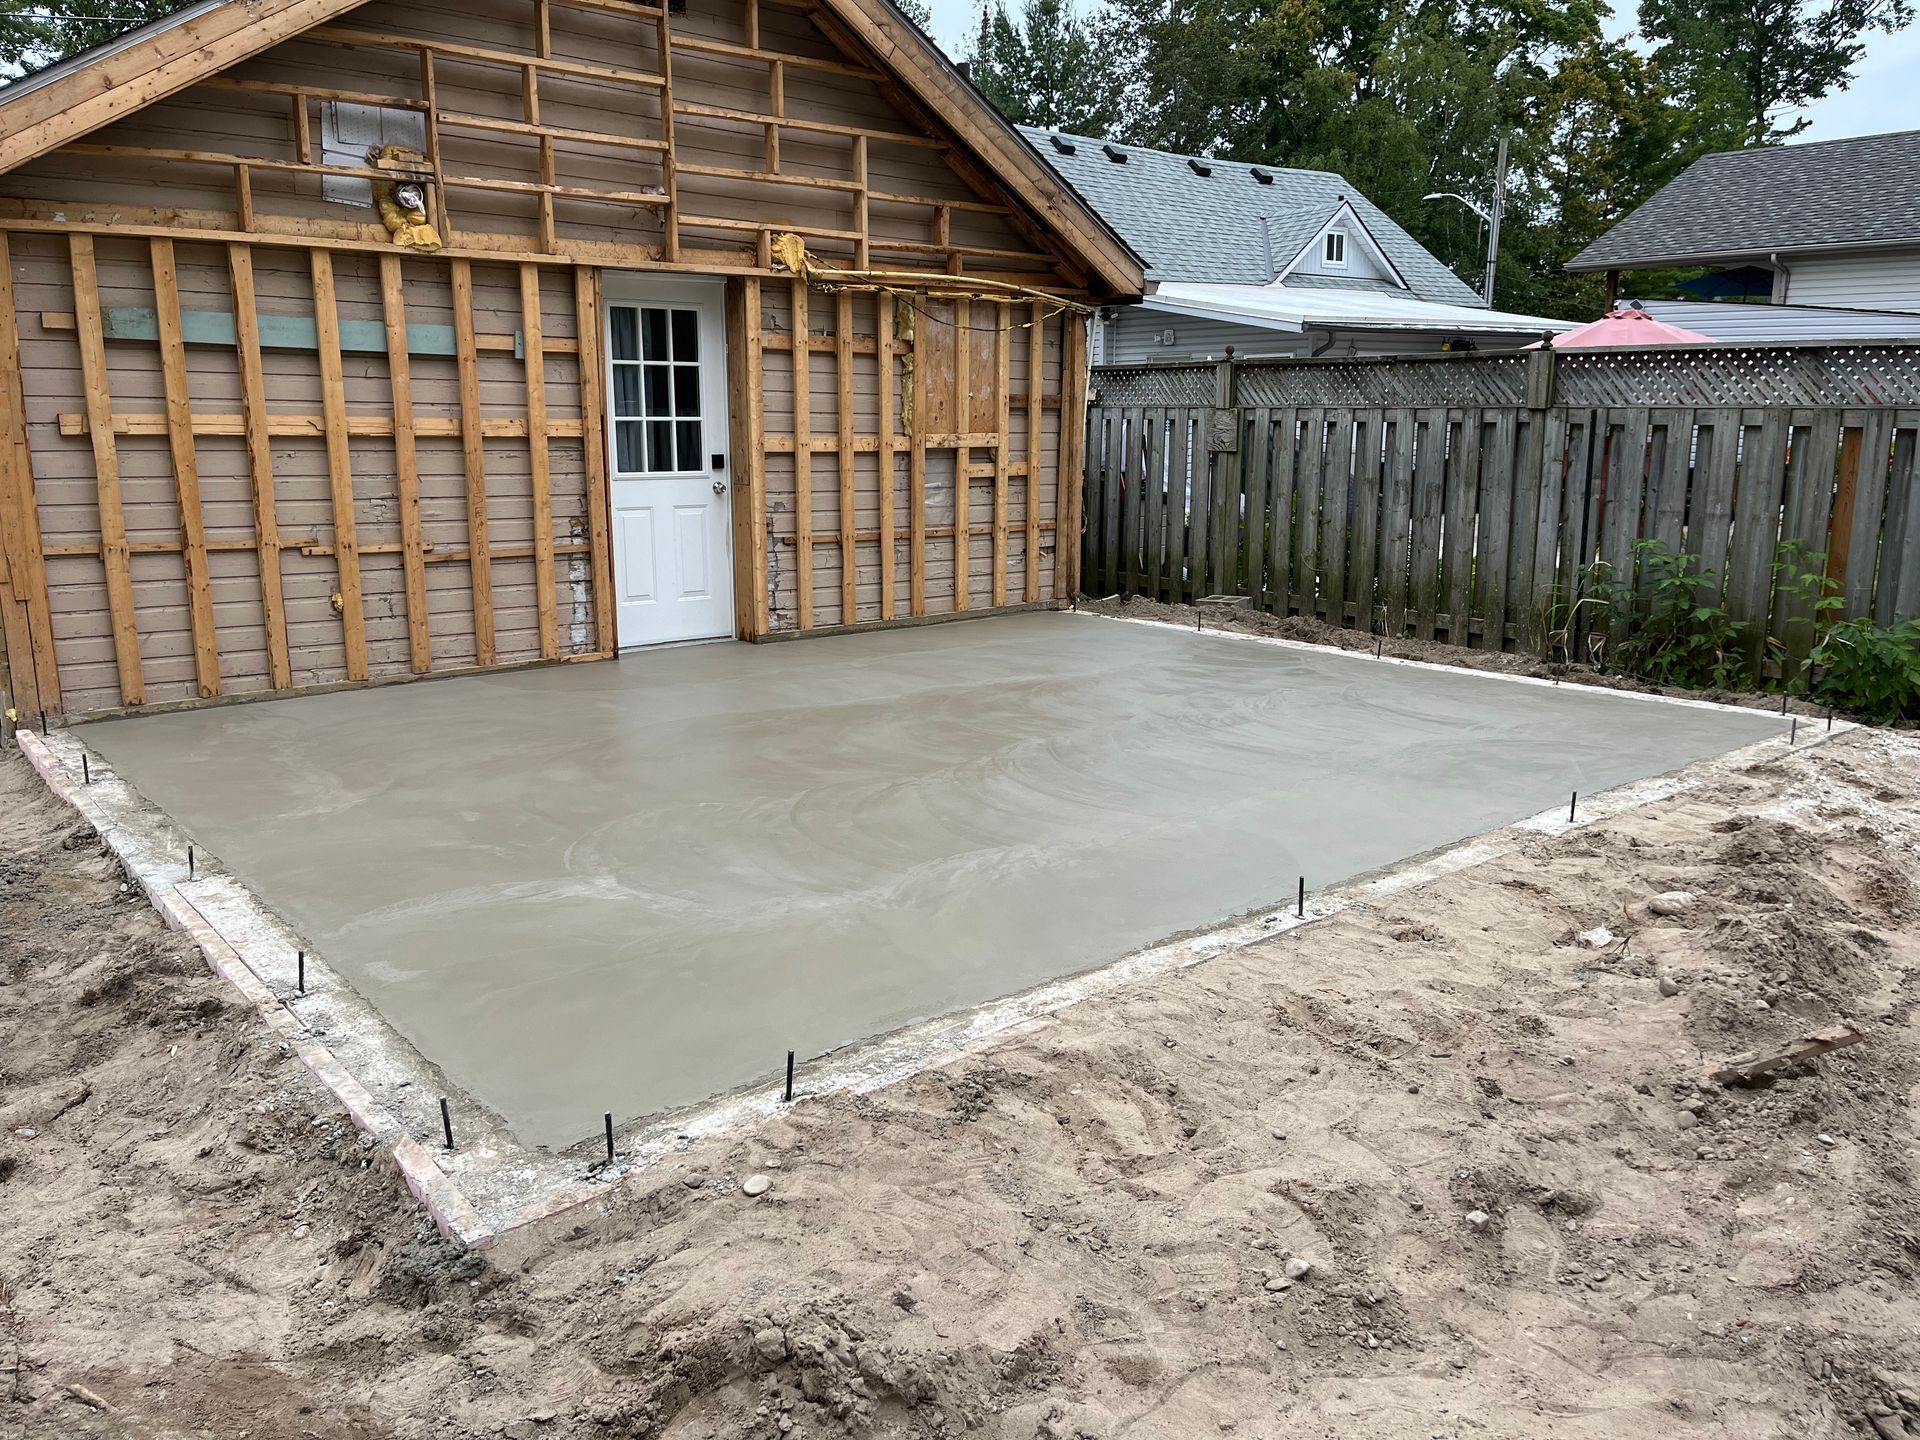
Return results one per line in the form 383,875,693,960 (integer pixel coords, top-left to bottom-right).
792,275,813,628
0,231,59,717
227,243,293,690
68,234,144,706
876,290,896,620
992,302,1010,607
1024,300,1042,603
575,266,616,656
1057,311,1087,599
449,258,497,665
836,290,856,623
521,264,560,659
150,238,221,698
309,249,369,682
379,254,433,674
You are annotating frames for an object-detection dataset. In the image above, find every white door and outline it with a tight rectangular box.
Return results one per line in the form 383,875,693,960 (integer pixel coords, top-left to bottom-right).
605,277,735,647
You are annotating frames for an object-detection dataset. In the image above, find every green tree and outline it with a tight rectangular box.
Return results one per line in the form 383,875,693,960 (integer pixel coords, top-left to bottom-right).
965,0,1122,133
2,0,184,76
894,0,934,31
1639,0,1914,145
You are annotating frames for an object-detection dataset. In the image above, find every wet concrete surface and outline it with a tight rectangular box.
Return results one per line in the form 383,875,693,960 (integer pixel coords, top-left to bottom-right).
83,613,1787,1148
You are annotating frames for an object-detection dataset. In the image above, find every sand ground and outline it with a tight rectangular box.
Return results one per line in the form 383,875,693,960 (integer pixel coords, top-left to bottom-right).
2,718,1918,1439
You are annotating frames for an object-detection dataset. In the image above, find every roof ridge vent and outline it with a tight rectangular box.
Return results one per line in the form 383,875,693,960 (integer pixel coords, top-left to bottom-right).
1048,134,1075,155
1250,166,1273,184
1102,143,1127,163
1187,157,1212,176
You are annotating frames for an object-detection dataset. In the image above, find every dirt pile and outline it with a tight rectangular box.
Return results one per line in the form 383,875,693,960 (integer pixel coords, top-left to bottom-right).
3,727,1919,1438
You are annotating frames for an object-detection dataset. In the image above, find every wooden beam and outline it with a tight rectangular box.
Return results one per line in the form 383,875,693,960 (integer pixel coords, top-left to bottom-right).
792,276,813,629
150,238,221,698
575,266,616,655
309,249,368,682
877,290,896,620
658,11,680,263
742,277,769,636
0,231,60,716
227,244,291,690
381,254,433,674
909,299,927,616
521,264,560,660
68,234,144,707
1057,310,1088,599
992,301,1010,607
313,26,668,89
952,298,969,612
836,290,856,624
57,412,586,440
1024,299,1042,603
450,259,496,665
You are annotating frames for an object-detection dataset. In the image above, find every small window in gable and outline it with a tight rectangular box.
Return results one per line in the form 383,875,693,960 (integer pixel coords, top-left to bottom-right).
320,101,426,207
1324,230,1348,267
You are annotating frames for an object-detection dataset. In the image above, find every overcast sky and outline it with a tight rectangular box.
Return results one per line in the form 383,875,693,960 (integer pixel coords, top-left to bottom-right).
917,0,1919,145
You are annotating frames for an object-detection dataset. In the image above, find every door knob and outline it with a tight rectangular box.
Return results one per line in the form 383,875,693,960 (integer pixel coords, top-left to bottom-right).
712,479,728,495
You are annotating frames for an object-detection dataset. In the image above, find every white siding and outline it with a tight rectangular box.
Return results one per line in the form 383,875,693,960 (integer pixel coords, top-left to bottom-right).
1293,227,1393,283
1783,249,1920,312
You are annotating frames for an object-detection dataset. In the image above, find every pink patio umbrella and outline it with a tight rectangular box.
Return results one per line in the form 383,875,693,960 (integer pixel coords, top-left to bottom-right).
1533,306,1716,348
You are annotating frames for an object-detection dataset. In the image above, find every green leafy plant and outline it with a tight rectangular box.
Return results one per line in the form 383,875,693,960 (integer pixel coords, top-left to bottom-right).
1558,540,1748,689
1810,617,1920,725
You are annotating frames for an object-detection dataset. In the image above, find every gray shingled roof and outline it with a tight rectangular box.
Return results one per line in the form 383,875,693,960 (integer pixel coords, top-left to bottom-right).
1570,129,1920,271
1017,127,1483,307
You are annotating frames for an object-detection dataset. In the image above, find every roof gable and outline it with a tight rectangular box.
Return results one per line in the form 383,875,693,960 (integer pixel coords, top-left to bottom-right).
1019,126,1482,307
0,0,1144,296
1275,199,1409,290
1570,128,1920,272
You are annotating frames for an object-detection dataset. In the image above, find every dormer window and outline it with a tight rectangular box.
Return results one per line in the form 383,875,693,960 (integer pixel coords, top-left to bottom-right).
1324,231,1347,267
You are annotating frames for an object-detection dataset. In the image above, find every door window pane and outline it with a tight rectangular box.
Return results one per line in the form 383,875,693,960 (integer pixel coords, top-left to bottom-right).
616,420,643,473
610,304,703,474
610,307,638,362
671,308,698,360
642,308,670,361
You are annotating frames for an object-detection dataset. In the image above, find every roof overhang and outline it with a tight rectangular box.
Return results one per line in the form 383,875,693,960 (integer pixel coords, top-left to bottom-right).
1566,236,1920,273
0,0,1147,298
1144,283,1570,336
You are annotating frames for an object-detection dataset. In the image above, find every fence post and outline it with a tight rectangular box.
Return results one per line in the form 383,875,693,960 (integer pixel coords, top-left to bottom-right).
1524,345,1557,412
1208,354,1241,597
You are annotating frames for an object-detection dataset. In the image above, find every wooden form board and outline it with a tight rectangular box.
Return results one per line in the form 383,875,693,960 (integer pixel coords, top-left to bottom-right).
3,230,610,716
1084,383,1920,668
751,280,1073,630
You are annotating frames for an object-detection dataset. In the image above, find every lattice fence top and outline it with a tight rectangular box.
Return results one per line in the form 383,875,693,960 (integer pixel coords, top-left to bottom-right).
1553,344,1920,408
1089,365,1215,408
1236,354,1529,408
1091,342,1920,412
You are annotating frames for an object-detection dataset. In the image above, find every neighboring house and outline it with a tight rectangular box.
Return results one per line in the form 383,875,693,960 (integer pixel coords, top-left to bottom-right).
0,0,1145,721
1571,130,1920,337
1021,128,1568,362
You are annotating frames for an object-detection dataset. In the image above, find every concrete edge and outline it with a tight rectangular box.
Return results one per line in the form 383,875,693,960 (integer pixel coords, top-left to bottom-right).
1075,608,1842,725
13,729,495,1251
9,701,1855,1248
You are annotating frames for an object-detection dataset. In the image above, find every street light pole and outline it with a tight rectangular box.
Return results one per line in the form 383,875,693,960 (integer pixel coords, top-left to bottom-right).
1423,132,1508,307
1483,135,1507,306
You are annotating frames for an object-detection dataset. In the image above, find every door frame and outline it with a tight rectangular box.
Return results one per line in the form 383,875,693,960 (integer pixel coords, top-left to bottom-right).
600,271,738,649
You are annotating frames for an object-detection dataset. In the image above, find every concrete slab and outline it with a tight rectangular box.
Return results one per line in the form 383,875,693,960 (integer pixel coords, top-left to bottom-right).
82,612,1786,1148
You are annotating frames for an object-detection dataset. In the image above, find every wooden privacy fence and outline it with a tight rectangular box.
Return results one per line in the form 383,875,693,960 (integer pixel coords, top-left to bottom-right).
1080,343,1920,672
